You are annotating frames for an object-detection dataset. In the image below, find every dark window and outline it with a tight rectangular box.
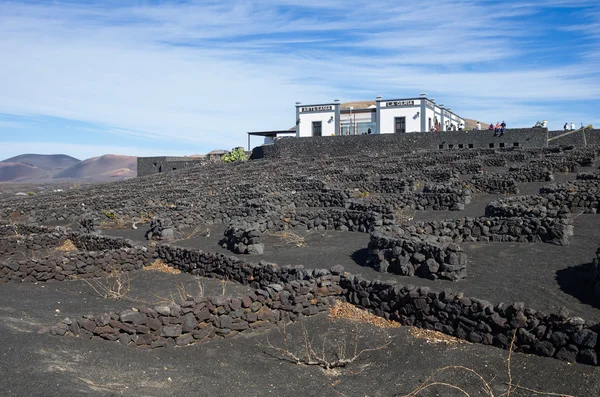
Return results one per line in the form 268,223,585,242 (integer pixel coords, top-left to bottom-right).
468,143,474,148
513,142,520,147
153,162,157,167
158,165,162,173
458,144,464,149
438,144,444,149
489,143,494,148
499,142,505,148
428,117,432,131
449,144,454,149
394,117,406,133
172,167,177,171
312,121,322,137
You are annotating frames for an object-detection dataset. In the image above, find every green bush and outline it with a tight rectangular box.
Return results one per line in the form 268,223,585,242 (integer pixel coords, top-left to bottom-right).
222,147,249,163
26,191,36,196
102,209,117,220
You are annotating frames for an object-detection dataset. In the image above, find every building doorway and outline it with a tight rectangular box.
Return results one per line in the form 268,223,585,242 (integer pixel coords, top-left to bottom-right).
312,121,322,137
394,117,406,133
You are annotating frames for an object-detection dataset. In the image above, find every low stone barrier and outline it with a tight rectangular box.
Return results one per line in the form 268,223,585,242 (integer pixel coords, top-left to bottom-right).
390,216,572,245
49,269,342,347
5,223,600,366
220,207,388,254
341,276,600,366
366,233,467,281
539,182,600,214
485,195,569,219
468,175,519,194
0,246,152,283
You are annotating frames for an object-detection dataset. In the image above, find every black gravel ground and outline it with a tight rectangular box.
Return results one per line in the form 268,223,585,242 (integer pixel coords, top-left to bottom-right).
1,279,599,397
3,169,600,396
103,210,600,323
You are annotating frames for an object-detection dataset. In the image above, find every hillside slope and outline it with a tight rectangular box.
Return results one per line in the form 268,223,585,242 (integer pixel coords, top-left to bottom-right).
1,154,80,170
0,162,49,182
53,154,137,181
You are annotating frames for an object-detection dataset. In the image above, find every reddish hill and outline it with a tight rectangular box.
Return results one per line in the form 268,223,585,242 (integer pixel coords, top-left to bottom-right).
53,154,137,181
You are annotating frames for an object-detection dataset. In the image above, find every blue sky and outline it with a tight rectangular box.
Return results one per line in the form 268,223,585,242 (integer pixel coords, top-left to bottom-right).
1,0,600,160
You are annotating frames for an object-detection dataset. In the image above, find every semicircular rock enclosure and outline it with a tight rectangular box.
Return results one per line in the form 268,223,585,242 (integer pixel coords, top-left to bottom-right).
4,129,600,395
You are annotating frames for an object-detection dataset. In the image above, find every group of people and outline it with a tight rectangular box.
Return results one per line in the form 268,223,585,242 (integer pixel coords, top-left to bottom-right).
429,120,508,134
564,122,576,131
473,121,507,136
429,120,465,132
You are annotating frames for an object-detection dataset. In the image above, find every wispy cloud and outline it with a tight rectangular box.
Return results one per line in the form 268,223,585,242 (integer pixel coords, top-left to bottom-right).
0,0,599,159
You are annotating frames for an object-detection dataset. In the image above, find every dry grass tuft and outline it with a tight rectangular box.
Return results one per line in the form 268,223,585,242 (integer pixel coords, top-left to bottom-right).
259,322,391,372
329,301,400,329
55,239,78,252
268,230,307,247
409,327,465,346
83,267,131,300
144,259,181,274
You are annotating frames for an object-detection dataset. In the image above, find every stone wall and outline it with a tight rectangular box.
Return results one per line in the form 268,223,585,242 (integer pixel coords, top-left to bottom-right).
539,181,600,214
384,216,571,245
45,240,600,366
252,129,550,160
50,267,343,347
137,156,212,177
0,247,152,283
548,128,600,147
220,207,389,254
366,233,467,281
341,275,600,366
6,225,596,366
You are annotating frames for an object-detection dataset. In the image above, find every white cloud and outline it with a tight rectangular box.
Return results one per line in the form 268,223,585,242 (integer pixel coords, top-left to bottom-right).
0,0,599,157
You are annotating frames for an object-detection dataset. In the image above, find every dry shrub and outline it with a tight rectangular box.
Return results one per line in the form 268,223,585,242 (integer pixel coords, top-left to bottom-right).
329,300,400,329
173,224,211,241
151,279,204,305
395,208,416,223
55,239,78,252
409,327,465,346
260,322,391,372
83,267,131,300
268,230,307,247
144,259,181,274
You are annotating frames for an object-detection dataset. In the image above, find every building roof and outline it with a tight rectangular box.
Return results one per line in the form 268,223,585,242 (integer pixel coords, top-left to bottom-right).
341,101,376,110
247,126,297,137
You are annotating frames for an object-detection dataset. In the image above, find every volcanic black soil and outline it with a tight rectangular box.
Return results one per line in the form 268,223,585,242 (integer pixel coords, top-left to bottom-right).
2,153,600,396
1,277,599,397
102,210,600,323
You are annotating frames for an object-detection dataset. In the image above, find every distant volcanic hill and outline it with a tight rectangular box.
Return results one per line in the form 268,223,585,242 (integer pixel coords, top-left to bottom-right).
53,154,137,181
2,154,80,170
0,154,81,182
464,118,488,130
0,153,136,183
0,162,50,182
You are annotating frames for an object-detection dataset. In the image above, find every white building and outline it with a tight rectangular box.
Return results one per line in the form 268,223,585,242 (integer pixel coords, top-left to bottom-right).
295,93,465,137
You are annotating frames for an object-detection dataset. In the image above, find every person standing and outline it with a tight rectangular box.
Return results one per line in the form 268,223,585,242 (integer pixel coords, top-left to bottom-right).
571,122,575,131
476,121,481,130
367,127,372,134
501,120,506,134
564,122,569,131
